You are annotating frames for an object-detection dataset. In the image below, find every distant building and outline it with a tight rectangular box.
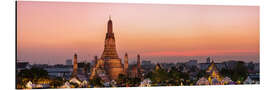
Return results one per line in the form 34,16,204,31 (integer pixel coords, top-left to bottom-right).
223,60,238,70
16,61,31,72
137,54,141,73
124,53,129,75
78,62,86,68
253,63,260,72
130,54,142,78
45,66,72,78
155,63,162,71
66,59,72,66
197,60,232,85
72,53,78,78
130,65,139,78
68,53,89,83
206,56,211,63
199,57,226,70
206,61,222,83
142,61,151,66
185,60,198,67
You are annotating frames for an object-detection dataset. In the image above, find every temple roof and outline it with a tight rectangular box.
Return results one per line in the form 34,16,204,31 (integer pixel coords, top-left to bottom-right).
206,61,219,73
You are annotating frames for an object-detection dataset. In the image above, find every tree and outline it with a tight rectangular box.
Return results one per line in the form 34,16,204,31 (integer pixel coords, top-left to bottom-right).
50,77,64,88
152,69,168,85
231,61,248,82
17,67,49,88
196,70,206,79
89,77,103,87
117,74,127,86
220,68,233,78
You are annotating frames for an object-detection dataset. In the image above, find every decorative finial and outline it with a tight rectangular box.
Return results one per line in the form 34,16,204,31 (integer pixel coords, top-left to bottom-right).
74,48,78,55
109,8,112,20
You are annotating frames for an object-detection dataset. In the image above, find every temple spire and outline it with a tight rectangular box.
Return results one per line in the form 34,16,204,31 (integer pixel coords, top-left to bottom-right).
124,52,129,75
101,16,123,80
137,54,141,76
72,53,78,77
102,16,119,59
107,16,113,34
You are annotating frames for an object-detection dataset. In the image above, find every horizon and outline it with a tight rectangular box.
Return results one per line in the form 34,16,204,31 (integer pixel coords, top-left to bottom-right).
17,1,259,64
17,55,259,65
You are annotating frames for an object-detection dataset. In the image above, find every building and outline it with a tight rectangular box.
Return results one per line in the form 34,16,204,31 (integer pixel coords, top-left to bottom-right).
66,59,72,66
206,56,211,63
155,63,162,71
69,53,90,85
197,60,232,85
124,53,129,75
72,53,78,77
141,60,154,72
130,54,142,78
101,16,124,80
90,17,124,80
206,60,222,84
142,61,151,66
45,66,72,78
185,60,198,67
16,61,31,72
70,53,80,81
199,57,226,71
137,54,141,73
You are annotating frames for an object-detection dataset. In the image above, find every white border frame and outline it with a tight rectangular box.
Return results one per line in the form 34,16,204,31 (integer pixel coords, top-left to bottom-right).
1,0,270,90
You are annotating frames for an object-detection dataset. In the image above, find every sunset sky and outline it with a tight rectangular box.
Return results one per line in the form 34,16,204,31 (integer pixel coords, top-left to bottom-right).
17,1,259,64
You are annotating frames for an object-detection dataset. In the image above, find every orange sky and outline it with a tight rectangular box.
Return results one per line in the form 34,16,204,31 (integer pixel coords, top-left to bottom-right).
17,1,259,64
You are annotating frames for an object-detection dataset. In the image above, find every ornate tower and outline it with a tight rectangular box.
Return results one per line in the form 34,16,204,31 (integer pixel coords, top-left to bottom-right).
101,17,123,80
124,53,129,75
94,56,98,64
101,16,119,60
136,54,141,78
72,53,78,77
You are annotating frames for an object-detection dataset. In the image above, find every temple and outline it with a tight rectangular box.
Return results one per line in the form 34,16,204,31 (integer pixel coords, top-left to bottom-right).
101,16,119,60
206,60,222,82
89,17,142,81
90,17,124,80
206,60,222,85
71,53,78,78
124,53,129,75
196,57,233,85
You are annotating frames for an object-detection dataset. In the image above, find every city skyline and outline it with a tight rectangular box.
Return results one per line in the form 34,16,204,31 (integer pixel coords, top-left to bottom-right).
17,1,259,64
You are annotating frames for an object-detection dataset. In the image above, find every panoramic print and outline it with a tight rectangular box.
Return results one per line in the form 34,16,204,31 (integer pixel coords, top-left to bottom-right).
16,1,259,89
